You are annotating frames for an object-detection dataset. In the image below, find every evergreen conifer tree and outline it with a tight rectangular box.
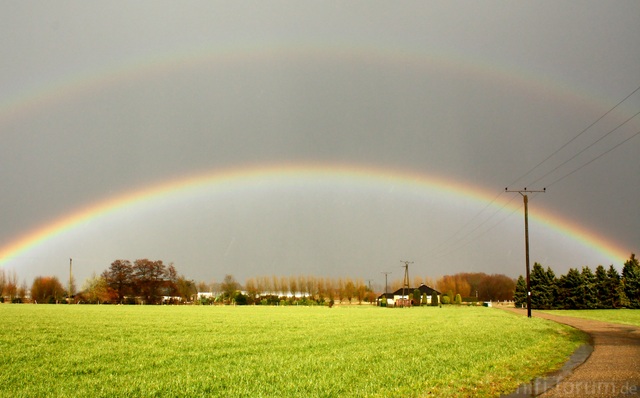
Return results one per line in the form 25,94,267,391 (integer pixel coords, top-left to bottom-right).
581,266,597,309
557,268,583,309
606,265,623,308
514,275,526,308
594,265,608,309
545,267,558,307
530,263,555,309
622,254,640,308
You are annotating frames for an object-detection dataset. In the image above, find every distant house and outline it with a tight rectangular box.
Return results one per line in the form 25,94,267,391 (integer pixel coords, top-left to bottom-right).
378,283,441,307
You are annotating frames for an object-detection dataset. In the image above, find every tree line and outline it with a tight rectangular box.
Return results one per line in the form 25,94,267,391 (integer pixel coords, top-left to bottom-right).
0,259,197,304
0,269,28,303
514,254,640,309
17,255,640,308
208,274,378,305
2,260,517,305
435,272,515,302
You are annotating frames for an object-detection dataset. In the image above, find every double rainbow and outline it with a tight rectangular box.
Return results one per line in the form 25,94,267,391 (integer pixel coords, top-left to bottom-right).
0,43,631,269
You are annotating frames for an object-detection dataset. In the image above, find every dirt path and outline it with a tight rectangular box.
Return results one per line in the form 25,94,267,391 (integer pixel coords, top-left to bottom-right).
502,308,640,397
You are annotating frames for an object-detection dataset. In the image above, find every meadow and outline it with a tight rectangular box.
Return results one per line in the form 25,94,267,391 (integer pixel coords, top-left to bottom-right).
541,309,640,327
0,305,586,398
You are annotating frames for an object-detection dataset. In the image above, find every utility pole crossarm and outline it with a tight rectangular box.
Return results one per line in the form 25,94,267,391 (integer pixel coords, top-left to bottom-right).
504,187,546,194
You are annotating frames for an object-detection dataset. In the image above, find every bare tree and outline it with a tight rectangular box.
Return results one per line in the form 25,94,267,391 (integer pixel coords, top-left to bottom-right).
245,277,259,300
288,275,298,298
196,281,210,293
221,274,240,302
31,276,65,303
5,270,18,302
102,260,133,303
132,259,168,304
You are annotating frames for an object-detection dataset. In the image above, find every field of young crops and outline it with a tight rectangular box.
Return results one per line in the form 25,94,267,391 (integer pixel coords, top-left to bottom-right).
0,305,586,397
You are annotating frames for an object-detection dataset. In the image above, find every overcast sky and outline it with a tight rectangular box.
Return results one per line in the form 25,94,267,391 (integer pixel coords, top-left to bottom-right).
1,1,639,288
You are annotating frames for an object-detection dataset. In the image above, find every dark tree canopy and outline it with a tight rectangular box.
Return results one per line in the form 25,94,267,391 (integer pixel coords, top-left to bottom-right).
516,254,638,310
622,254,640,308
100,259,182,304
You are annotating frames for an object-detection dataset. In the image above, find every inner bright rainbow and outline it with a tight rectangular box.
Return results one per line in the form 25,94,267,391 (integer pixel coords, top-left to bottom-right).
0,163,628,269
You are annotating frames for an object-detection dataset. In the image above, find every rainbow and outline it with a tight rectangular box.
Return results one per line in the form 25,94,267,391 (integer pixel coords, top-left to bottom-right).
0,163,629,269
0,41,604,126
0,43,633,271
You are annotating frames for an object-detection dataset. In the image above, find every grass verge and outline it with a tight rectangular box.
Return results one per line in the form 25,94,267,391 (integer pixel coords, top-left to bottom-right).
540,309,640,327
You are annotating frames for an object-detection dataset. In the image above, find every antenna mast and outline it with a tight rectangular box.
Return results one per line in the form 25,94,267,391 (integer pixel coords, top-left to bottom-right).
400,260,413,307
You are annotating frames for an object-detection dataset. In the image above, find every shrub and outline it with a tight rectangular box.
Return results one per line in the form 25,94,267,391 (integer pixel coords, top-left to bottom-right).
454,294,462,305
234,293,248,305
441,295,451,304
413,289,421,305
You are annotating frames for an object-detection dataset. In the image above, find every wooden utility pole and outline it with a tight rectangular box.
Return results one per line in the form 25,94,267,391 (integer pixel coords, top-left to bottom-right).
366,279,373,291
381,272,391,295
505,188,545,318
69,258,73,304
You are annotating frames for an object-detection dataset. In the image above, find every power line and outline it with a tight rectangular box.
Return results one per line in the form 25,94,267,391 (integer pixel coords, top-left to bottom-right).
545,128,640,189
427,194,519,260
527,109,640,187
424,191,506,256
429,197,522,262
426,85,640,265
509,83,640,188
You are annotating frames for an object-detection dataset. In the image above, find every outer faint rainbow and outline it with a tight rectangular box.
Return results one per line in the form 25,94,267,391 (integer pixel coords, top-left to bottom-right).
0,41,602,126
0,163,629,268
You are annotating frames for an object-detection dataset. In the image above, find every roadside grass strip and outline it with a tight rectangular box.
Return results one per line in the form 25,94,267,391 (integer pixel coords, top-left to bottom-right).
540,309,640,327
0,305,586,397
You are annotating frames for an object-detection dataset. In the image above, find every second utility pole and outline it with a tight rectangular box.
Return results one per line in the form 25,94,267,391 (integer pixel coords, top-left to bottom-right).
505,188,545,318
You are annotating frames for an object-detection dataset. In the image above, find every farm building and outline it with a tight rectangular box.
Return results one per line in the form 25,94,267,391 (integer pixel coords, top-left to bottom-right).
378,283,441,307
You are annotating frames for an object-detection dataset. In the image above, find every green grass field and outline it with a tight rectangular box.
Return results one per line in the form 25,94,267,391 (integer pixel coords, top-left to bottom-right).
540,309,640,327
0,305,586,397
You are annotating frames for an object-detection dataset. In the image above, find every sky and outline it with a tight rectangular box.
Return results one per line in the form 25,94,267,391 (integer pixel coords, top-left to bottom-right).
1,1,639,290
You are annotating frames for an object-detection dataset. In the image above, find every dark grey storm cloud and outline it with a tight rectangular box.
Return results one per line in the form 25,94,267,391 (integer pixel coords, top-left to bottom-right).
1,1,639,286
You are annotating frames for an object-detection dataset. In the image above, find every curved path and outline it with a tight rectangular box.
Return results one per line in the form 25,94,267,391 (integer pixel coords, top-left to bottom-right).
503,308,640,397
